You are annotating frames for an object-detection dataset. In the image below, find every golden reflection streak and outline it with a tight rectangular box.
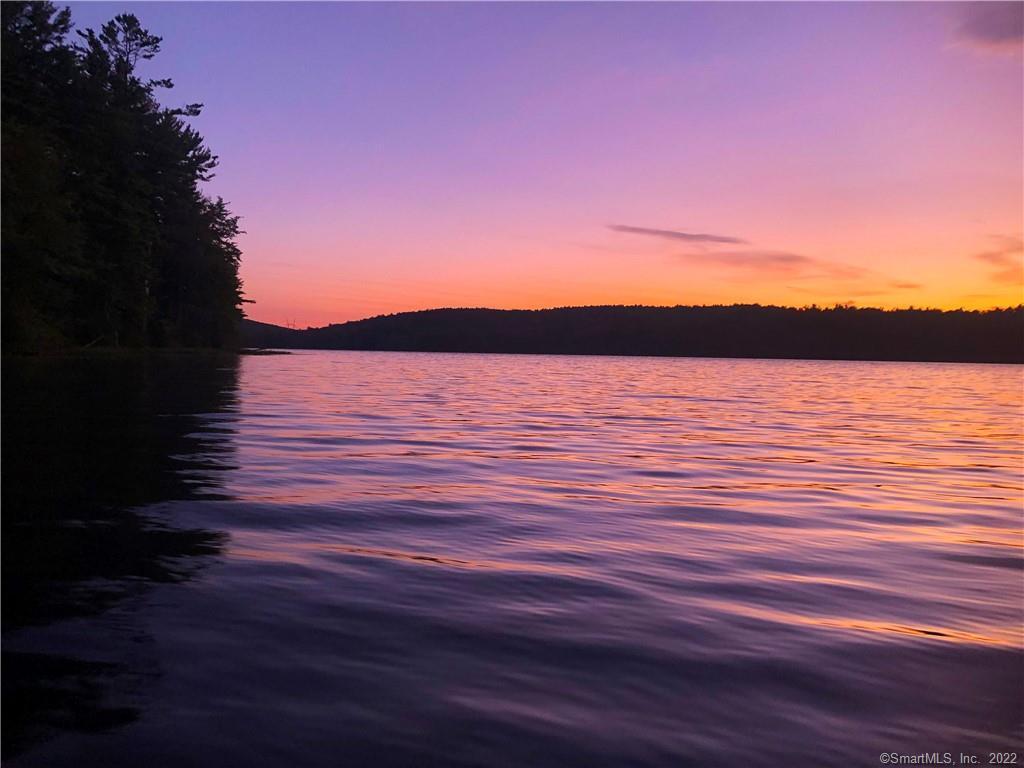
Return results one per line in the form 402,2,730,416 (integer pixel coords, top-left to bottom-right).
231,539,586,577
692,599,1021,648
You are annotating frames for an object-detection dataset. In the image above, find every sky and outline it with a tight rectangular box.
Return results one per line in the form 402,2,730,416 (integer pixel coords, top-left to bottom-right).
68,1,1023,328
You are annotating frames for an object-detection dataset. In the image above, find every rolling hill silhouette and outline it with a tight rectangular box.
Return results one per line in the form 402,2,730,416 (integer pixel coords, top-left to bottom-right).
241,305,1023,363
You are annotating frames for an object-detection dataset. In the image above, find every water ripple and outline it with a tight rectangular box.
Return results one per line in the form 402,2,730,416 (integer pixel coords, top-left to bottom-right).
6,352,1022,766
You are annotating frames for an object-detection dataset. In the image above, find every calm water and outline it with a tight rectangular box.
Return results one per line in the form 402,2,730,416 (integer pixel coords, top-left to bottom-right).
3,351,1022,766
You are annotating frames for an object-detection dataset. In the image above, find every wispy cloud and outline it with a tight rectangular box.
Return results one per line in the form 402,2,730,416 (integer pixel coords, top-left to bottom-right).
609,224,747,245
786,279,932,302
680,249,829,277
954,2,1023,56
674,248,869,282
787,284,892,299
973,235,1024,283
609,222,923,295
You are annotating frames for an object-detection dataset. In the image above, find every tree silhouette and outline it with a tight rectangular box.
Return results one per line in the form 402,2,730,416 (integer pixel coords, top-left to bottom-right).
2,2,244,352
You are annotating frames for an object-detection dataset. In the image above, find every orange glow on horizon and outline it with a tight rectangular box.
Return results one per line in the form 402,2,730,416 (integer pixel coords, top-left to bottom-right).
241,241,1023,328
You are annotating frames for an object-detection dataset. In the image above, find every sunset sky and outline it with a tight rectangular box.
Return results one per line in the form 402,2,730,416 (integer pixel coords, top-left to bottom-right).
70,2,1023,328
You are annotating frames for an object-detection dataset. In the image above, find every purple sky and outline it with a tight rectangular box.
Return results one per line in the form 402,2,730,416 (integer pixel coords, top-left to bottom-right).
68,2,1023,326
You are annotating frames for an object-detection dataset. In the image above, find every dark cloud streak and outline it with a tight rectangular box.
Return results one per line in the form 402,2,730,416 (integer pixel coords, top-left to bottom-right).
609,224,747,245
955,3,1023,55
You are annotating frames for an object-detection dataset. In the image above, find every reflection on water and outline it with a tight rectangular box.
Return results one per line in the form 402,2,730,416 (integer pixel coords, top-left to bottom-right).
3,351,1022,766
2,354,237,758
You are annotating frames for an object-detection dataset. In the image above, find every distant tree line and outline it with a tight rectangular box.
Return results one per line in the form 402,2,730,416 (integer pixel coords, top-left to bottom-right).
242,305,1024,364
2,2,244,352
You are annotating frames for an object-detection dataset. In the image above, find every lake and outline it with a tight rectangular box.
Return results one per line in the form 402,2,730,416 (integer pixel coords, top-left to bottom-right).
3,351,1021,766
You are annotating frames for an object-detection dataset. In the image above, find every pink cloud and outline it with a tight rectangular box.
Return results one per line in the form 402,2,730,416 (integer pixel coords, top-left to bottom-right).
955,3,1023,56
973,236,1024,284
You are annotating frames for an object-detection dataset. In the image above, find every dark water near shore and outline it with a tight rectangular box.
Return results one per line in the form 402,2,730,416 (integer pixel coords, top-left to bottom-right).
3,351,1022,766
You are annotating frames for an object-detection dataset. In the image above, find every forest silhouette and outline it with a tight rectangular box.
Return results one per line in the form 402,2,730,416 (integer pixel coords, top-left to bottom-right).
243,305,1023,364
2,2,244,353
